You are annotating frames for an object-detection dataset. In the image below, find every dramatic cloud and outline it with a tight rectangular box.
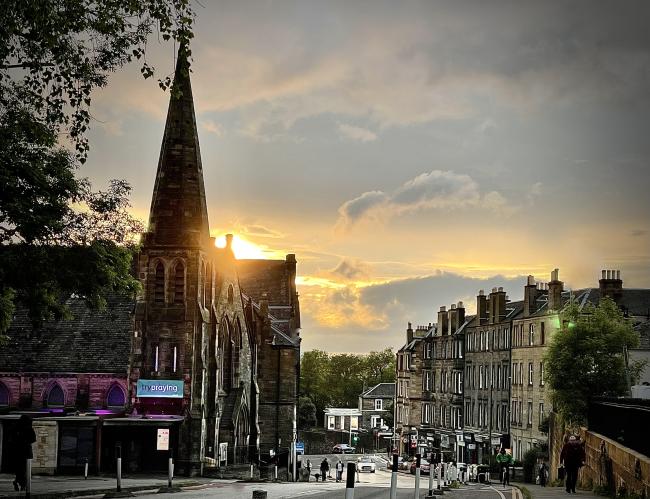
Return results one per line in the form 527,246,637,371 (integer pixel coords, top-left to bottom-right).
337,170,513,229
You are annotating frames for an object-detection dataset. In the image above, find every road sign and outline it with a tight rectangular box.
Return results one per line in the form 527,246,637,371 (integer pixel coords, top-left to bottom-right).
295,442,305,455
157,429,170,451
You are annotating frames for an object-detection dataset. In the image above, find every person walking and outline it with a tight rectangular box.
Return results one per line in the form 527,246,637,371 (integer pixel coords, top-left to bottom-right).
538,461,549,487
320,458,329,482
560,435,585,493
13,415,36,491
306,458,312,479
496,448,514,488
336,459,344,482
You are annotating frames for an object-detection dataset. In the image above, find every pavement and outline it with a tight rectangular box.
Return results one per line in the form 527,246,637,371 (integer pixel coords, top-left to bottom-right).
512,482,602,499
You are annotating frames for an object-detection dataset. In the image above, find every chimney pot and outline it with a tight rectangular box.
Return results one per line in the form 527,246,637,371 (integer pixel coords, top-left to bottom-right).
451,303,456,310
440,306,446,312
457,301,464,308
479,289,484,296
492,287,498,293
225,233,234,249
617,270,621,280
527,275,535,285
601,270,606,279
498,287,503,292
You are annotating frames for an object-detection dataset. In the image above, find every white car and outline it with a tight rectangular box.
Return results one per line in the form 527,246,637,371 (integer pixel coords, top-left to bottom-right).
357,456,376,473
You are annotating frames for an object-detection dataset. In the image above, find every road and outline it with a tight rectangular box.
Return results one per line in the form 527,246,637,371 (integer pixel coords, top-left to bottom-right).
148,468,522,499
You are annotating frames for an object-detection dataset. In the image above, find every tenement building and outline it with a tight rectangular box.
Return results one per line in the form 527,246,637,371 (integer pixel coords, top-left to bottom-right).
510,269,650,461
395,268,650,467
463,288,520,464
0,46,301,477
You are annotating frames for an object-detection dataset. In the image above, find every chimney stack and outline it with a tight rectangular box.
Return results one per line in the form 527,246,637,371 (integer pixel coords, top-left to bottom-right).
457,301,466,328
437,306,448,336
524,275,539,317
448,304,458,334
477,290,488,325
599,269,623,303
547,268,564,311
489,287,507,324
407,322,414,343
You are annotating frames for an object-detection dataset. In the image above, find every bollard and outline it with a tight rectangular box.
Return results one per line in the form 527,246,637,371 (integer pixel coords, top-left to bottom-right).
116,444,122,492
250,463,254,479
84,457,89,480
390,454,398,499
414,454,421,499
428,453,435,495
168,456,174,488
437,462,442,491
345,462,356,499
274,464,278,480
252,490,267,499
26,458,32,499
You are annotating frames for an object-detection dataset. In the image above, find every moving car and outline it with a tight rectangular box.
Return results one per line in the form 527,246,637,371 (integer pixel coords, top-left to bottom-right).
332,443,356,454
357,456,376,473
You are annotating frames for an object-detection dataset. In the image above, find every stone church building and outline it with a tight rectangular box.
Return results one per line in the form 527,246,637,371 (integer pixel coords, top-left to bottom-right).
0,47,300,476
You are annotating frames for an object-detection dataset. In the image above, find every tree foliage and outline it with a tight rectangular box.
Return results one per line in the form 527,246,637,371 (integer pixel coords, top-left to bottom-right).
298,396,317,430
544,297,645,425
1,0,195,159
300,348,396,426
0,1,194,336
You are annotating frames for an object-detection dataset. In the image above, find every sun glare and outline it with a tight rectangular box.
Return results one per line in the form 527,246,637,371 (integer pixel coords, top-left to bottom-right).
215,234,269,260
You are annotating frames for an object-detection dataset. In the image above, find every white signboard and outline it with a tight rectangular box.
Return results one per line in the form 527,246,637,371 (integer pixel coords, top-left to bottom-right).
219,442,228,464
350,416,359,430
156,428,170,451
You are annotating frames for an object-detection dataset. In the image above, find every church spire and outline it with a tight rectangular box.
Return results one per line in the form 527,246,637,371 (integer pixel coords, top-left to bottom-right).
146,44,210,247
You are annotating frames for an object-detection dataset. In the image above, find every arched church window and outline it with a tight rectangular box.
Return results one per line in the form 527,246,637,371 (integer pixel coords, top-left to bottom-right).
154,262,165,303
232,320,242,386
173,261,185,304
227,284,234,304
0,382,9,406
46,384,65,407
106,385,126,408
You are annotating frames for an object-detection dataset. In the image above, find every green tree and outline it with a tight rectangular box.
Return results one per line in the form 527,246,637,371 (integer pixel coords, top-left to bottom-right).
300,348,397,425
0,1,194,335
298,396,317,430
544,297,645,425
383,399,394,428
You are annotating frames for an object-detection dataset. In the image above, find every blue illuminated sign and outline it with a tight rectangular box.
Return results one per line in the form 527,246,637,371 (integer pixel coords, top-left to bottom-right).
136,379,184,398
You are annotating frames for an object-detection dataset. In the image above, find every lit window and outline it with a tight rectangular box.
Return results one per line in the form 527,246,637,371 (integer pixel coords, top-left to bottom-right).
154,345,159,372
173,346,178,373
0,383,9,406
107,385,126,407
528,363,533,385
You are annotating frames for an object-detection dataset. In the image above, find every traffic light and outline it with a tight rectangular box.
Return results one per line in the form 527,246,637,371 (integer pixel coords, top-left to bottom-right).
352,434,359,445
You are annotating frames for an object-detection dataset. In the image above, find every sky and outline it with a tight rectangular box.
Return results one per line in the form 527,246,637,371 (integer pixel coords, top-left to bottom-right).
83,0,650,353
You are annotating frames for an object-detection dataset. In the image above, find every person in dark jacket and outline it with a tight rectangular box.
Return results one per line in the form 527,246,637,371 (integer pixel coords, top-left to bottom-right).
560,435,585,493
13,415,36,491
320,458,329,482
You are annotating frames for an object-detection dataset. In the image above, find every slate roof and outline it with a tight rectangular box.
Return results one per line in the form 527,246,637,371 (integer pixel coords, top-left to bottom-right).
360,382,395,399
1,294,134,373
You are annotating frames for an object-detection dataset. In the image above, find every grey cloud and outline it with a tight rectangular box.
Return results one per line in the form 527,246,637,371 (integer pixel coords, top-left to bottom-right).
337,170,513,228
330,258,371,281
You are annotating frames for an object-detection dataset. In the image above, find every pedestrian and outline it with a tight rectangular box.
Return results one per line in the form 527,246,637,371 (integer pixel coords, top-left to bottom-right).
320,458,329,482
306,458,312,477
496,447,514,488
538,461,549,487
560,435,585,493
13,415,36,491
336,459,344,482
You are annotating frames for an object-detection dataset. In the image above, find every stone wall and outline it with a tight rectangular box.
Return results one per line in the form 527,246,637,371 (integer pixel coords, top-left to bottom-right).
32,420,58,475
549,412,650,498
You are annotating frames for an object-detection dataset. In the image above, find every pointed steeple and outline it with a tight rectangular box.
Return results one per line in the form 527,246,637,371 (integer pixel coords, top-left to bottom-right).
147,44,210,247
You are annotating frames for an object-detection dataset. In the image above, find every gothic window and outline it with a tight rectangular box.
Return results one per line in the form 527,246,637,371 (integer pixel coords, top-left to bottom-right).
106,385,126,408
227,284,234,304
0,382,9,406
154,262,165,303
173,261,185,304
232,320,242,386
47,384,65,407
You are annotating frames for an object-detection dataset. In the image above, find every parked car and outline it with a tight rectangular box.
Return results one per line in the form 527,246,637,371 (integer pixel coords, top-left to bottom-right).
410,458,431,475
387,456,404,470
357,456,376,473
332,443,356,454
